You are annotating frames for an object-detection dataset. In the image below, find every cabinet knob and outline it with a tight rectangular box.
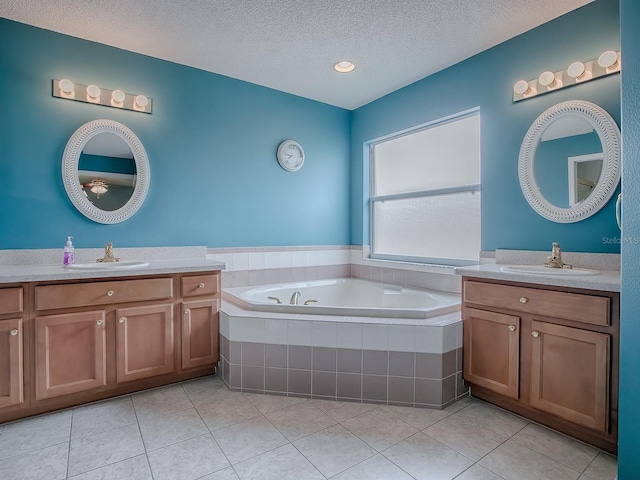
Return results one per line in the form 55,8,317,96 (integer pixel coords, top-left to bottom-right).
184,309,190,315
96,320,103,326
508,325,516,332
10,329,18,336
198,283,205,288
532,331,540,338
107,290,115,297
119,317,126,323
519,297,528,304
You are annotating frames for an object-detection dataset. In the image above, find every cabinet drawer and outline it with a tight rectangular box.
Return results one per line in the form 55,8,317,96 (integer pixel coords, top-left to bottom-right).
35,277,173,310
0,287,23,315
181,274,220,298
464,281,610,326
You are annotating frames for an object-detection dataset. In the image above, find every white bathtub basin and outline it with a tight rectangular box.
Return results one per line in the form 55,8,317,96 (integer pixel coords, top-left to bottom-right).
67,261,150,270
500,265,599,276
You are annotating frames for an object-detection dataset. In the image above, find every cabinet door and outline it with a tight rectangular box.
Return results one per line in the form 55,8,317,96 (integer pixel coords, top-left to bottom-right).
530,321,610,432
116,304,174,383
464,307,520,399
0,318,23,408
181,300,219,369
35,311,106,400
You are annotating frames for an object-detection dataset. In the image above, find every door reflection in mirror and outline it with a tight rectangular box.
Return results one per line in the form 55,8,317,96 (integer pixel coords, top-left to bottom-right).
534,115,603,208
77,132,137,212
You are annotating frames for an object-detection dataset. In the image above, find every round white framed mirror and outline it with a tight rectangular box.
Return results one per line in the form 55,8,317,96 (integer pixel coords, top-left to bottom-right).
518,100,620,223
62,119,150,224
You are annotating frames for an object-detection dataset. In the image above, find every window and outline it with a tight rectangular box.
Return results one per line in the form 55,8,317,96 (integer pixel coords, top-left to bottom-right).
369,111,480,265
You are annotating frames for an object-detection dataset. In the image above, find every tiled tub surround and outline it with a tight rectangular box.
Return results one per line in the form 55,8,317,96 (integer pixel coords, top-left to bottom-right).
218,302,466,408
208,245,462,293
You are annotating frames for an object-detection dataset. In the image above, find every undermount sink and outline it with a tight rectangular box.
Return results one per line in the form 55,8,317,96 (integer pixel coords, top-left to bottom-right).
500,265,599,276
67,261,150,270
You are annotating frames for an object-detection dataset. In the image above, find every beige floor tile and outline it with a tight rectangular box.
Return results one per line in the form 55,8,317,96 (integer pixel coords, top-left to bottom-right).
67,454,152,480
71,396,137,440
331,453,415,479
582,452,618,480
233,443,324,479
0,410,72,460
444,395,476,412
342,407,418,451
147,434,230,480
382,432,474,480
455,464,507,480
182,375,236,406
293,424,377,477
197,395,263,432
480,439,581,480
512,423,599,472
68,423,145,477
311,399,377,422
266,401,337,441
455,401,528,437
0,442,68,480
425,411,507,461
198,467,241,480
245,392,308,414
382,404,452,429
212,416,288,465
132,385,194,421
139,407,208,451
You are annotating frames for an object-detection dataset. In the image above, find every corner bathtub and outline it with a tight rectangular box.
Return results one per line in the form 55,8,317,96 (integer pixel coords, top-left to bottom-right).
223,278,460,319
219,278,467,408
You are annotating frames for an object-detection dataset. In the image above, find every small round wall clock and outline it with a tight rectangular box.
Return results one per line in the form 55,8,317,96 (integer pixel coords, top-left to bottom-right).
277,140,305,172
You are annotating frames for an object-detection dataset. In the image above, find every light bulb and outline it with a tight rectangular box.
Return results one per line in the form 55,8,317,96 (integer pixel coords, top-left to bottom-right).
86,84,101,102
514,80,530,95
538,71,556,87
135,94,148,108
111,89,126,106
567,62,585,78
59,79,74,94
598,50,619,69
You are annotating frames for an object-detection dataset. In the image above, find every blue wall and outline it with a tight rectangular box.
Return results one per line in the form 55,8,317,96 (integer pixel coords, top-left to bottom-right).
351,0,621,253
0,18,351,249
617,0,640,476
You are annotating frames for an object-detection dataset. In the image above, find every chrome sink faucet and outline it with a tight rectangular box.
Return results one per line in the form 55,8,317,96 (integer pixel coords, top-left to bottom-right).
289,291,301,305
544,242,572,269
97,242,120,263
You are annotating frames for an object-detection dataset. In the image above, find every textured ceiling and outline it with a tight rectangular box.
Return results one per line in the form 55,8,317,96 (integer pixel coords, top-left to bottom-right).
0,0,593,110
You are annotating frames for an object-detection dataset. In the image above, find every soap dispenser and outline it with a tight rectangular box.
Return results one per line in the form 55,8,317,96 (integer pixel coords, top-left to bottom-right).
63,236,75,266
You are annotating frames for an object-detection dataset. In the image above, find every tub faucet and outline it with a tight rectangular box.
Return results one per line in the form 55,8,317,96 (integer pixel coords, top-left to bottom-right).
97,242,120,263
289,291,301,305
544,242,572,269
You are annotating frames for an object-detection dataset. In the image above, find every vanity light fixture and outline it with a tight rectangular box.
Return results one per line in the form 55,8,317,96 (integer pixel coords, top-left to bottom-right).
52,79,153,114
513,50,621,102
334,60,355,73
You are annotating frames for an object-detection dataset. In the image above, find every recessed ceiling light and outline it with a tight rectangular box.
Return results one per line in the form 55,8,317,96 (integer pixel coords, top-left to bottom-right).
334,60,355,73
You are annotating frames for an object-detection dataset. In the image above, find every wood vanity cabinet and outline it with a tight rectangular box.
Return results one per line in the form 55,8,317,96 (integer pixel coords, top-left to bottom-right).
0,271,221,424
180,273,221,370
0,287,24,409
462,277,619,453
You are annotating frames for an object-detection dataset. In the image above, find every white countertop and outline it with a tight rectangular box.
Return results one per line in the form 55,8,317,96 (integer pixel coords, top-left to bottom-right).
0,258,226,284
454,264,620,292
